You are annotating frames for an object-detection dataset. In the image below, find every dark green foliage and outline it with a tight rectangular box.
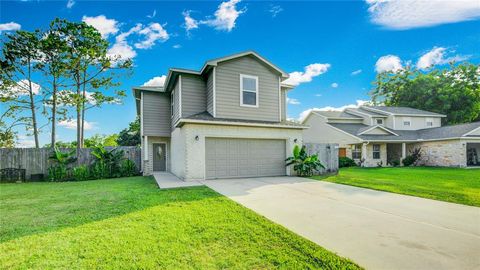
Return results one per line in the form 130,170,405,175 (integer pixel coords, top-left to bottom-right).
389,160,401,167
120,159,138,177
371,63,480,124
402,147,422,167
47,146,77,181
48,165,71,182
339,157,357,168
117,117,140,146
286,145,325,177
90,145,126,178
72,165,89,181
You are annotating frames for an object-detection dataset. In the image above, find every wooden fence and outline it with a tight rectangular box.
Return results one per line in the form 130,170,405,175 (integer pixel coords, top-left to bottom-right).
0,147,141,180
304,143,339,174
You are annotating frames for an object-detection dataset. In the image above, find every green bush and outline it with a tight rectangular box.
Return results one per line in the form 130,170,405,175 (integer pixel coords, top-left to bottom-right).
339,157,356,168
120,159,138,177
90,161,110,179
73,165,90,181
402,147,422,167
389,160,400,167
286,145,325,177
48,165,71,182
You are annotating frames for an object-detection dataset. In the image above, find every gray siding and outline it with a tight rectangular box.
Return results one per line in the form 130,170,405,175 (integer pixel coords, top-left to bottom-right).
281,89,286,121
171,79,180,127
215,55,280,122
206,70,214,116
181,74,206,117
143,91,170,136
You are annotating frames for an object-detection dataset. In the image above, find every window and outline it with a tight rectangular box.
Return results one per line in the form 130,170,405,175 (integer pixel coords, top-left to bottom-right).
240,74,258,107
376,118,384,125
403,117,411,126
426,118,433,127
373,144,381,159
352,145,362,159
171,90,174,117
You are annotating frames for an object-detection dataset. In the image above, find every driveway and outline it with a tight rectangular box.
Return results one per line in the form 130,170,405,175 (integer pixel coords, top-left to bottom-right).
203,177,480,270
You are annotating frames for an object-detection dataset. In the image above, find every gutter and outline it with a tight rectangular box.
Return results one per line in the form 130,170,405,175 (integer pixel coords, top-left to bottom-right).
177,118,309,129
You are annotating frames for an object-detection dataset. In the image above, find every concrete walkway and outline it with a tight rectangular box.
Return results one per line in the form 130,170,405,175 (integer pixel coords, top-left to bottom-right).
153,172,203,189
203,177,480,270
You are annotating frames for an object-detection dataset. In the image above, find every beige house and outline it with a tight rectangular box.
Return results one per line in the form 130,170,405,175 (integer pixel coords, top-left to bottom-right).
134,51,306,180
302,106,480,167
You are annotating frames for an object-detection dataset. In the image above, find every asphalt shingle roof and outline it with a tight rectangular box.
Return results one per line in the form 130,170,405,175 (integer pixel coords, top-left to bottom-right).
183,111,306,127
314,111,362,118
364,106,445,116
328,122,480,142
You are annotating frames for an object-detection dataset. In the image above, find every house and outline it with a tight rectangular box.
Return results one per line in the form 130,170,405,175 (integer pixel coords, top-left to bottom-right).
133,51,307,180
302,106,480,167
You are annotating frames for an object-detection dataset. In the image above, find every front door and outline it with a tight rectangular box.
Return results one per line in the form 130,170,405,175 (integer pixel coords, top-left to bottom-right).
153,143,166,171
339,148,347,157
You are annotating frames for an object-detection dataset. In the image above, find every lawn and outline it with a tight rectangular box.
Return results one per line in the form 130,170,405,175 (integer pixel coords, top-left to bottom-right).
311,167,480,207
0,177,360,269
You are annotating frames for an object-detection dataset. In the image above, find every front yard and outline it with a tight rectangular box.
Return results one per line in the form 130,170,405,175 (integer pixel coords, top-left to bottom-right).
312,167,480,207
0,177,359,269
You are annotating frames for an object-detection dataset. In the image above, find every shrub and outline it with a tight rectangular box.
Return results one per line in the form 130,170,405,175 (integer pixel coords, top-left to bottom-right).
90,161,110,179
339,157,356,168
389,160,400,167
91,146,125,178
403,147,422,166
286,145,325,177
73,165,90,181
48,165,71,182
120,159,138,177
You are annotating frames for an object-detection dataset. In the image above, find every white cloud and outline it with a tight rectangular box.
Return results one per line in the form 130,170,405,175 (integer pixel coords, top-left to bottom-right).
142,75,166,87
366,0,480,30
107,41,137,61
351,69,362,75
183,10,199,31
82,15,119,38
66,0,75,9
298,100,370,121
59,119,95,130
375,55,403,73
269,5,283,17
1,80,41,98
417,47,468,70
283,63,331,86
331,83,338,88
15,135,35,148
286,97,300,105
134,23,169,49
0,22,21,32
202,0,245,31
147,10,156,19
173,44,182,49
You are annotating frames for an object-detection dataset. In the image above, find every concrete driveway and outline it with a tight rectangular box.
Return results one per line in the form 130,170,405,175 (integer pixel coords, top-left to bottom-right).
203,177,480,270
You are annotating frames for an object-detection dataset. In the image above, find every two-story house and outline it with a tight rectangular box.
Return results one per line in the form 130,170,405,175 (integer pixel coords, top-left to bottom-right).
134,51,306,180
302,106,480,167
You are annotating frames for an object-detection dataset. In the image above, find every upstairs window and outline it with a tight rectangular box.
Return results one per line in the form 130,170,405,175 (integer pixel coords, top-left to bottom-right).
403,117,411,126
373,144,381,159
426,118,434,127
376,118,384,125
240,74,258,107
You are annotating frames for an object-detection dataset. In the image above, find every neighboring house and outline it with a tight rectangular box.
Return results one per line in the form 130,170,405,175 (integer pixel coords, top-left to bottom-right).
134,51,306,180
302,106,480,167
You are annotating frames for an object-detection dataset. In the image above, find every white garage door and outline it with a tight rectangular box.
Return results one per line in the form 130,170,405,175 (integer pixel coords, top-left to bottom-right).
205,138,286,179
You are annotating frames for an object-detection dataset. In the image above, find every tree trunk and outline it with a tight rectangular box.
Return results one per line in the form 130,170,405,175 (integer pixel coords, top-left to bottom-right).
27,58,40,148
51,77,57,148
80,69,87,148
75,71,81,153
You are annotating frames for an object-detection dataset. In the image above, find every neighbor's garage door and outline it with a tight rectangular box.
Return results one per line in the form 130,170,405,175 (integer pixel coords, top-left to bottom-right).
205,138,286,179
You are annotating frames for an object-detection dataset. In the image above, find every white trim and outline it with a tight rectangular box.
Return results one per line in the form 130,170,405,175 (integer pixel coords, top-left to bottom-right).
170,90,175,118
278,77,281,121
179,75,182,117
375,118,384,125
463,126,480,137
239,74,259,108
140,91,144,136
357,125,399,136
144,136,148,160
178,119,308,129
213,67,216,117
392,116,396,129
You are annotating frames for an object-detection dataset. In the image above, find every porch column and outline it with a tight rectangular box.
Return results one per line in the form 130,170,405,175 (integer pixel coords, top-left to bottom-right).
144,136,148,160
361,143,367,167
401,142,406,165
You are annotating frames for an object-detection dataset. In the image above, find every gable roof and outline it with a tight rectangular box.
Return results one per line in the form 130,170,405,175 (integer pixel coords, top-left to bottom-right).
328,121,480,142
357,125,399,136
313,111,362,119
346,107,387,117
361,106,446,117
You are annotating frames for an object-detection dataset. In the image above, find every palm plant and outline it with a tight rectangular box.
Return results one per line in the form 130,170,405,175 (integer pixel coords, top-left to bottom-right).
91,145,125,178
285,145,325,177
49,146,77,166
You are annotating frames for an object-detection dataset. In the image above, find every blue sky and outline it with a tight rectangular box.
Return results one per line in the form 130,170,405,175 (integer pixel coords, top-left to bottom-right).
1,0,480,147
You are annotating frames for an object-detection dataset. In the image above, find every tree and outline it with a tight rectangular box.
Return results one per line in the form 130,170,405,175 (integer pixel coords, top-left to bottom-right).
1,30,43,148
371,63,480,124
117,117,140,146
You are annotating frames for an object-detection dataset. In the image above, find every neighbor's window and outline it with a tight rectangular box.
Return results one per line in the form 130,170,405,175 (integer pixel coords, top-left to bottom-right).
171,90,174,117
373,144,381,159
352,145,362,159
240,74,258,107
403,117,411,126
426,118,434,127
376,118,384,125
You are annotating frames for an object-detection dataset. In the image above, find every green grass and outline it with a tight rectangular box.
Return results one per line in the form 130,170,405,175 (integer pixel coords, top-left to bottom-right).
311,167,480,207
0,177,360,269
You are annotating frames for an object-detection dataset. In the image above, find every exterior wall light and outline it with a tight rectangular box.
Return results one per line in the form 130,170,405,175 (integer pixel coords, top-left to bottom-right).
195,135,199,141
294,139,298,143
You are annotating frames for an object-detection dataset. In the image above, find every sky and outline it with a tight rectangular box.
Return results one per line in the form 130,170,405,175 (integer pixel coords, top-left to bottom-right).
1,0,480,147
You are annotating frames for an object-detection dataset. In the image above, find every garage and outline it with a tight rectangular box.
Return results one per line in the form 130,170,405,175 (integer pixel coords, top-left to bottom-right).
205,138,286,179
